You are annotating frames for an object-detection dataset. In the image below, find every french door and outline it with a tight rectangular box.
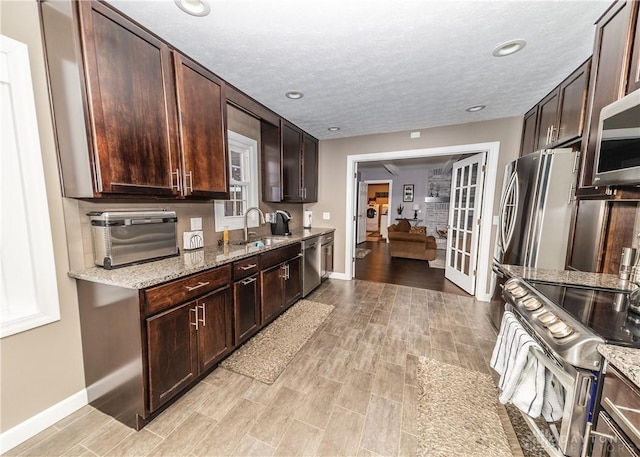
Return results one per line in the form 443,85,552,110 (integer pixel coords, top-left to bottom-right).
445,152,487,295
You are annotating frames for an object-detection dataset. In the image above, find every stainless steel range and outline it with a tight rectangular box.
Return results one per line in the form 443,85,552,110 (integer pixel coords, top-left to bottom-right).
500,278,640,457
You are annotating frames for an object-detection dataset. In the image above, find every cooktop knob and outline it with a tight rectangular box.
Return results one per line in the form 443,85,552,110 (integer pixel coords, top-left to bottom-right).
522,297,542,311
539,311,559,326
548,321,574,339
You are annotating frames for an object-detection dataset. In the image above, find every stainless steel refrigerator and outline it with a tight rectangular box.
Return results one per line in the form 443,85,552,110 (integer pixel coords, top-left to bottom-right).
495,148,579,269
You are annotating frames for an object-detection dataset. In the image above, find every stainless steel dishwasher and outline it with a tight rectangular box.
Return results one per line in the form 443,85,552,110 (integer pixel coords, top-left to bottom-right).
302,235,321,297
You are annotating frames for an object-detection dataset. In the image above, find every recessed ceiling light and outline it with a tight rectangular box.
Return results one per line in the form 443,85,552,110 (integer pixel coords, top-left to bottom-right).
285,91,304,100
174,0,211,17
327,127,340,131
492,39,526,57
466,105,486,112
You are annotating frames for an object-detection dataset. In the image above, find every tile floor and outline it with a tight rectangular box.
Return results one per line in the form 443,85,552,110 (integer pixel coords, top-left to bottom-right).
6,279,501,457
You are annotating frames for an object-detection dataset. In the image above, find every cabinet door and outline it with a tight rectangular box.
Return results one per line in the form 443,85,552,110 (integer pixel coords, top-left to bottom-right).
535,88,560,149
260,264,284,325
302,133,318,202
520,106,538,156
174,54,229,199
281,121,302,202
197,287,233,373
146,302,197,411
283,256,302,308
78,2,179,196
556,59,591,145
234,275,261,345
579,0,635,191
627,3,640,94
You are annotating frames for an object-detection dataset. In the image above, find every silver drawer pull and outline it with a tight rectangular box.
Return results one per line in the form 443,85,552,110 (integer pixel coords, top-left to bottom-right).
190,307,198,330
240,264,257,270
241,277,257,285
198,304,206,326
186,281,210,291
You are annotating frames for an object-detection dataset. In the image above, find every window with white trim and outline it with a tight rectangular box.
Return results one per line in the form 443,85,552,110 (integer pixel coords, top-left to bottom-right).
214,131,259,231
1,34,60,338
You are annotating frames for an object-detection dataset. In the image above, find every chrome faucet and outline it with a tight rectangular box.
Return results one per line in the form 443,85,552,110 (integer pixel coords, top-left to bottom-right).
244,207,266,243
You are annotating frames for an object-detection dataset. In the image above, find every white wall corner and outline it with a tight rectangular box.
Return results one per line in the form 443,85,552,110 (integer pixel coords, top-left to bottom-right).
0,389,88,454
328,272,351,281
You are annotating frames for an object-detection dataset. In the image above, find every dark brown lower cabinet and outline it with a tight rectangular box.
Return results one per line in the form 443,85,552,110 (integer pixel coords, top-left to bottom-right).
260,254,302,325
146,286,232,411
233,274,261,345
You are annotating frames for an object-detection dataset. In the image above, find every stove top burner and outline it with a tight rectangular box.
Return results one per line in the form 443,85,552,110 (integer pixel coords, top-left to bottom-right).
529,282,640,348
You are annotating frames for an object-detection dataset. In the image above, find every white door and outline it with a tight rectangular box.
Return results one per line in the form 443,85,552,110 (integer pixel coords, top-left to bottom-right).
356,181,368,244
445,152,487,295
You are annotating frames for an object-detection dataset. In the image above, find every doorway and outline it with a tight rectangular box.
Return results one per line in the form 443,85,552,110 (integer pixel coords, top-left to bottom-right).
345,142,500,301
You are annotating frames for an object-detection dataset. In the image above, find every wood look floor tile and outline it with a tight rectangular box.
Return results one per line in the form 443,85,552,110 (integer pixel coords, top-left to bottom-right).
231,435,276,457
23,410,111,457
429,328,456,352
103,429,162,457
193,398,265,456
379,338,407,367
401,385,418,435
399,432,418,457
318,347,353,382
53,405,95,430
248,387,306,447
406,333,431,357
304,331,340,358
430,347,461,366
361,324,387,346
349,342,381,374
456,342,491,374
197,371,253,421
3,426,59,456
273,420,324,457
360,395,402,457
369,310,391,326
404,354,419,387
315,406,365,457
372,361,404,403
385,321,408,341
60,444,98,457
336,368,374,415
81,419,134,456
293,376,342,430
146,412,216,456
336,328,364,352
406,316,430,335
350,313,372,330
281,356,325,394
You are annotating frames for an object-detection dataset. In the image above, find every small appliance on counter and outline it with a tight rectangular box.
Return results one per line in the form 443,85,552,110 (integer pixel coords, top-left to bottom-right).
303,210,312,229
271,210,291,236
88,209,179,269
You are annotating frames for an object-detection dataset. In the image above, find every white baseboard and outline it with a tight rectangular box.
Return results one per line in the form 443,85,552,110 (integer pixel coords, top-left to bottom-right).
0,389,88,454
476,292,491,302
328,272,351,281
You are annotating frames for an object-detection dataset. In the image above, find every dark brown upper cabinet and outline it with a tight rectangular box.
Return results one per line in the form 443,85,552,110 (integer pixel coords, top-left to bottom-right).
261,119,318,203
520,59,590,156
578,0,638,194
281,121,318,203
626,3,640,94
77,1,180,197
174,54,229,199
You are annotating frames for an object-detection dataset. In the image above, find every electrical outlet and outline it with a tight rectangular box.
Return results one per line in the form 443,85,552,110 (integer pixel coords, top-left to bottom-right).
410,131,421,139
183,230,203,250
190,217,202,230
323,212,330,220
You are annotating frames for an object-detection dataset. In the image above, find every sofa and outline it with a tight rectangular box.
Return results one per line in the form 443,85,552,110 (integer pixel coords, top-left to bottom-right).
388,219,437,261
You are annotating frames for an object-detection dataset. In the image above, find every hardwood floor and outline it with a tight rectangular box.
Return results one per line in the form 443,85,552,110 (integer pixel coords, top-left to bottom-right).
355,241,468,296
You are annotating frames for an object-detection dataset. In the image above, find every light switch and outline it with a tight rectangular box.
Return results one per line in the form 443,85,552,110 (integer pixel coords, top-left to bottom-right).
410,131,421,139
190,217,202,230
323,212,330,220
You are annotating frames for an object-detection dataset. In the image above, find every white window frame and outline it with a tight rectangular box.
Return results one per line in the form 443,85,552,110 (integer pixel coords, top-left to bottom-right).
214,131,259,231
1,34,60,338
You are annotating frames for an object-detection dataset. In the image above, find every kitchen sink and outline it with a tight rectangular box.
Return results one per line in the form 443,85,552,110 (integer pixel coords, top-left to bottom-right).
230,237,288,247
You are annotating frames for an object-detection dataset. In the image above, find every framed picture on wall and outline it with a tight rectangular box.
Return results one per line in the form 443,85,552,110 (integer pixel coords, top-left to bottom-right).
403,184,414,202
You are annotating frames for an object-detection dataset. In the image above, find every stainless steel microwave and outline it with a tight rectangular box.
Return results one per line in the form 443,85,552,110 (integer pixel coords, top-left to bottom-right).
593,88,640,186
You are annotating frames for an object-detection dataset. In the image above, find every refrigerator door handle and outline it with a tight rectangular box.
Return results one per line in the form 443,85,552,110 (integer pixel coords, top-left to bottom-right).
500,171,519,254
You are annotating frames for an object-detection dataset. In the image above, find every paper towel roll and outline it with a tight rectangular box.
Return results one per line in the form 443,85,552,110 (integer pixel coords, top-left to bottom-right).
303,210,312,229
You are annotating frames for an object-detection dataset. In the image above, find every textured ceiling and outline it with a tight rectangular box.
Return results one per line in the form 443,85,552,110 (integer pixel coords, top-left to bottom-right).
107,0,610,140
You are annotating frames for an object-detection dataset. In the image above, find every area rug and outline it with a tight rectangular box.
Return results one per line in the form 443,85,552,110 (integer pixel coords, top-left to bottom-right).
417,357,521,457
355,247,372,259
220,300,334,384
428,249,446,269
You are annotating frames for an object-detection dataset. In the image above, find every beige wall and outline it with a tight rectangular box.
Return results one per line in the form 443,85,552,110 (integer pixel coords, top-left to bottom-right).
307,116,523,294
0,0,86,433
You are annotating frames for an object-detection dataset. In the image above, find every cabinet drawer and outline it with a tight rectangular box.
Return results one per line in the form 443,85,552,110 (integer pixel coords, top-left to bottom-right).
600,365,640,450
233,256,260,280
144,265,231,316
260,243,301,270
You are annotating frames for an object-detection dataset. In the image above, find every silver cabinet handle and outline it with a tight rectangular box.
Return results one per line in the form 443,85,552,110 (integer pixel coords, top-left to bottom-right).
198,303,206,327
280,264,287,278
240,264,257,270
241,277,257,285
186,281,210,291
190,307,198,330
172,168,182,192
286,264,290,280
185,171,194,194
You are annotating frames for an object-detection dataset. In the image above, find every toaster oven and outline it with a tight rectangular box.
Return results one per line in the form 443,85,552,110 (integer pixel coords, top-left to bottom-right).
88,210,179,269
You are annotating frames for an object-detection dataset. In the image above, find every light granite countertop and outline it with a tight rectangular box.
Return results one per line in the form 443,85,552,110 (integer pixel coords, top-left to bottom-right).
496,264,637,292
598,344,640,388
68,227,335,290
